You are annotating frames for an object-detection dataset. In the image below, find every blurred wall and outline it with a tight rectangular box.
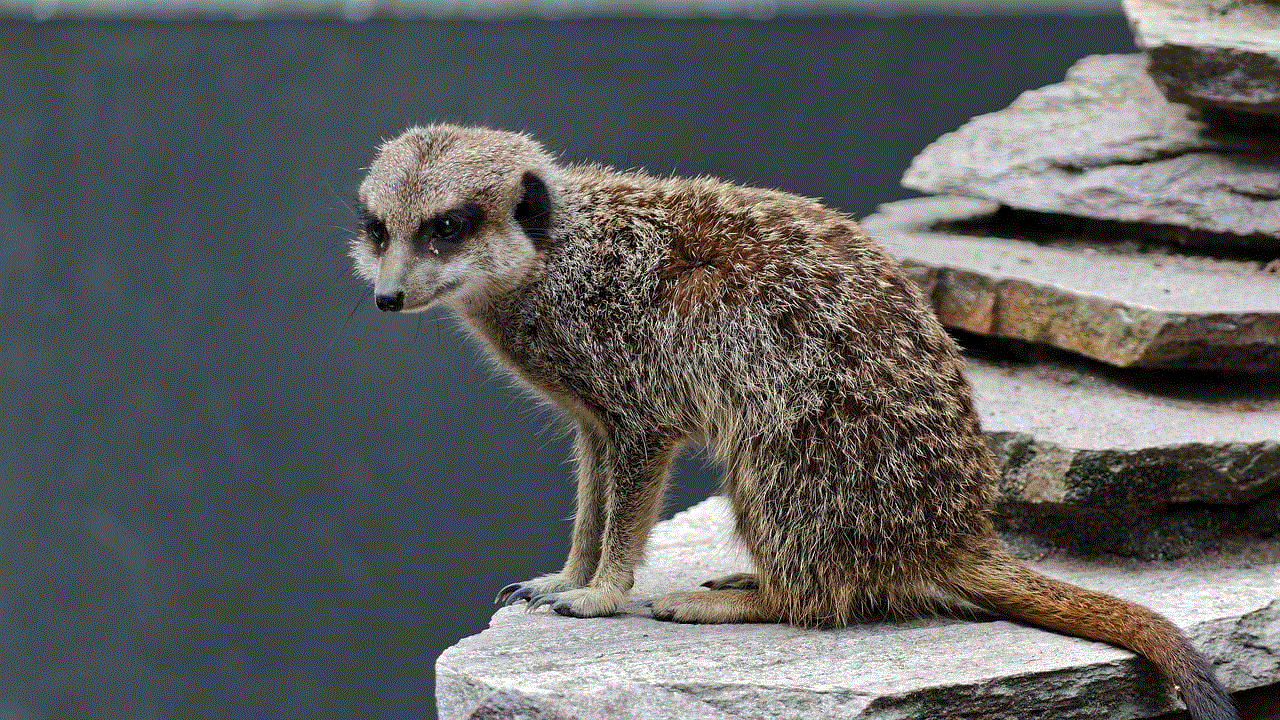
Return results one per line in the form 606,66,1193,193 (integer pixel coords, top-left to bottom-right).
1,0,1120,19
0,14,1135,720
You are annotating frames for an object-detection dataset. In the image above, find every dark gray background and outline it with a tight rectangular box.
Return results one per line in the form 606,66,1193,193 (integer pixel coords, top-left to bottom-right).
1,15,1134,719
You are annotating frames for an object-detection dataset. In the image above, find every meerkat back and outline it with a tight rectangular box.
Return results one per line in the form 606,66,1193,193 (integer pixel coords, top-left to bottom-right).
350,125,1238,720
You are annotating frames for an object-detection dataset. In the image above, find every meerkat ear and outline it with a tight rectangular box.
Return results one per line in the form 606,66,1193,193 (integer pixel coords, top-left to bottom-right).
514,171,551,250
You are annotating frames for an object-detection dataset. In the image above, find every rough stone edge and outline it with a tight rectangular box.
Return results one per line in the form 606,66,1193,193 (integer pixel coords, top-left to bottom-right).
436,498,1280,720
899,54,1280,240
435,598,1278,720
1123,0,1280,116
907,261,1280,371
435,659,1174,720
1146,44,1280,117
987,428,1280,507
957,352,1280,557
861,196,1280,371
986,428,1280,559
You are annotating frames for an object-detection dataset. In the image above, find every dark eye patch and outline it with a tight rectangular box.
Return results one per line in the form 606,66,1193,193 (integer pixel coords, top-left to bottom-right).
514,171,551,251
358,205,389,254
416,204,484,256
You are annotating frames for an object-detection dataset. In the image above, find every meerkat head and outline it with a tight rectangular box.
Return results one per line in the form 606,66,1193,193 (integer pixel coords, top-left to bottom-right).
351,124,558,313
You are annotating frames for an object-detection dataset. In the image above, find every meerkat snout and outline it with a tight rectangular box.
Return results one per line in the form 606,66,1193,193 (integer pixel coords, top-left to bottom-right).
375,289,405,312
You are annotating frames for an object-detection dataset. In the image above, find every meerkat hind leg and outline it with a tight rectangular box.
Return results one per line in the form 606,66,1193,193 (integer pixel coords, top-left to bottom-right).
649,589,781,623
700,572,759,590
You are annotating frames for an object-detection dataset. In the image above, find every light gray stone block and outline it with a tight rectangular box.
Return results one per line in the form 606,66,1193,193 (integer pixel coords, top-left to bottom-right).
436,497,1280,720
966,355,1280,505
966,353,1280,557
861,195,1280,371
901,54,1280,244
1124,0,1280,117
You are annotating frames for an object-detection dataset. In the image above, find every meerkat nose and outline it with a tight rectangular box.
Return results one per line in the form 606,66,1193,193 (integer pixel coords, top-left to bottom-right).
375,290,405,312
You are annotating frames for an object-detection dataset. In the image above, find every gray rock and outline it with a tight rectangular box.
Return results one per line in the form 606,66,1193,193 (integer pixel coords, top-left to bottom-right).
1124,0,1280,116
968,356,1280,507
900,54,1280,243
437,497,1280,720
861,196,1280,371
966,354,1280,557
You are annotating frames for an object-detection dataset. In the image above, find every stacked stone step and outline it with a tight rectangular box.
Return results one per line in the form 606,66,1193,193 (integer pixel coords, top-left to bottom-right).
862,3,1280,561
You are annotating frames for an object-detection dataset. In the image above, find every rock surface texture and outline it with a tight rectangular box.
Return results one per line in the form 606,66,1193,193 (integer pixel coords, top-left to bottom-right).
861,196,1280,371
901,54,1280,244
436,498,1280,720
863,195,1280,555
966,354,1280,557
967,354,1280,505
1124,0,1280,116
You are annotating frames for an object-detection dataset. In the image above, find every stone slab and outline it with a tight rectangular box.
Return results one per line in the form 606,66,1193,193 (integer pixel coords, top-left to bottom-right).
861,195,1280,371
901,54,1280,244
437,497,1280,720
1124,0,1280,116
966,355,1280,504
966,353,1280,556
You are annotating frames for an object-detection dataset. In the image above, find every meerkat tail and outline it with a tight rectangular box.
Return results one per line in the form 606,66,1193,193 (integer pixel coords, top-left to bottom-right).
941,543,1239,720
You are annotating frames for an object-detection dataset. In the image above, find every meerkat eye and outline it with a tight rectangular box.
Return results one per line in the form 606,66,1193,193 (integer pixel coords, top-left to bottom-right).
433,216,461,240
422,216,462,256
417,205,484,256
368,221,389,249
360,210,389,254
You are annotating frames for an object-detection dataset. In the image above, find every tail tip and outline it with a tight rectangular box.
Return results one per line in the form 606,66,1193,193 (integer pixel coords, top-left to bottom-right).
1178,671,1240,720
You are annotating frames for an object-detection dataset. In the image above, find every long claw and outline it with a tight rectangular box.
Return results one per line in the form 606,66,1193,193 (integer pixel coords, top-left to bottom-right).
495,582,523,604
527,594,557,613
504,586,538,606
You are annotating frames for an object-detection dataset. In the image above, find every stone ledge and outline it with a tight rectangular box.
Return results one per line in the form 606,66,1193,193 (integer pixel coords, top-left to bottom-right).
901,54,1280,244
436,498,1280,720
966,355,1280,504
1124,0,1280,117
862,195,1280,371
965,353,1280,557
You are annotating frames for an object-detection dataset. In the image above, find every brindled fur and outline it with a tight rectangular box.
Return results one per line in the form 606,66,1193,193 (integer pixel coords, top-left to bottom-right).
350,125,1237,720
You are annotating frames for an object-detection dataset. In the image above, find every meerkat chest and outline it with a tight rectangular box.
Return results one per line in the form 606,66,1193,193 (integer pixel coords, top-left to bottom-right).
490,252,684,416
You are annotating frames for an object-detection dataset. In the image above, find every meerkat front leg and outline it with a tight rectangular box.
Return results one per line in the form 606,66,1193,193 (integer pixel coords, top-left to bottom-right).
496,426,608,605
519,431,675,618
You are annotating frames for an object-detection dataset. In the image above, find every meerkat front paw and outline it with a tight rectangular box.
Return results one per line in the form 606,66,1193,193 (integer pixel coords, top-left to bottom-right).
495,572,583,605
524,586,625,618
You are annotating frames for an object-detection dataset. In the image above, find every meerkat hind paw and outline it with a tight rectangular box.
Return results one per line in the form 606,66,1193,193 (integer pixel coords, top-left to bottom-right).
649,589,779,624
700,572,760,590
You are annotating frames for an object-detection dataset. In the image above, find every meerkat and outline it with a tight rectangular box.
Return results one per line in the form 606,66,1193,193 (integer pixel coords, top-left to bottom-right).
350,124,1238,720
